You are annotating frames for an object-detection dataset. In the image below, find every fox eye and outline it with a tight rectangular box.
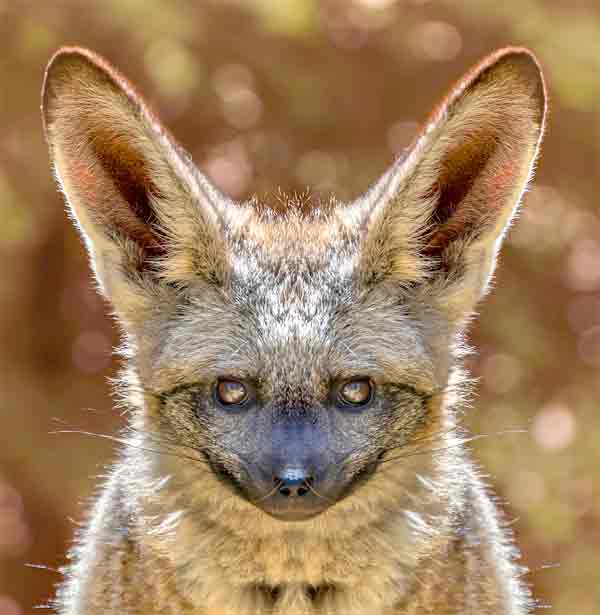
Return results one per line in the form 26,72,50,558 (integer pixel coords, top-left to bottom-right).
337,378,374,408
215,379,249,407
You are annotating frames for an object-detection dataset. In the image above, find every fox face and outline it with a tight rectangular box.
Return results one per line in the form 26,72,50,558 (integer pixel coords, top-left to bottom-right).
42,48,545,523
150,213,439,520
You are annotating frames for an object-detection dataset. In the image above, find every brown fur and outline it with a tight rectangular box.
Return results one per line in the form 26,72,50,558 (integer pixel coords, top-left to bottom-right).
42,46,546,614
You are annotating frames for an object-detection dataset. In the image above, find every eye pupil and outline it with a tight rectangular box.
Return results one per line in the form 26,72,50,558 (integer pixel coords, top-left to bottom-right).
338,379,373,407
216,380,248,406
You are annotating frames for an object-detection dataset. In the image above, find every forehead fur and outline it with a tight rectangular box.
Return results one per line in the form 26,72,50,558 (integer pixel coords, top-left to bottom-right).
229,207,355,340
145,205,441,395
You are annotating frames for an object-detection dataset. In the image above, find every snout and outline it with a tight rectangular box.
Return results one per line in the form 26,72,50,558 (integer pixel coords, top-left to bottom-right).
254,465,336,521
241,417,345,521
275,467,313,498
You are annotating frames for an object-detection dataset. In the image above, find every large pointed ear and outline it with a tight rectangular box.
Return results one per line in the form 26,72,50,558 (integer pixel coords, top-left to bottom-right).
42,47,233,325
349,47,546,327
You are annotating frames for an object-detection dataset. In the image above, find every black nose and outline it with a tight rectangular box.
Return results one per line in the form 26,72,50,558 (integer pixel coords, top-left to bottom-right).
275,468,313,498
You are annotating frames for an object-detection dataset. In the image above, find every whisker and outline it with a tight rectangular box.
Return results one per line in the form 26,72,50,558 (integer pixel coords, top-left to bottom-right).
50,416,218,470
305,481,334,504
379,425,465,455
375,426,528,468
251,480,283,504
340,422,462,469
377,434,489,466
50,429,211,468
25,563,61,574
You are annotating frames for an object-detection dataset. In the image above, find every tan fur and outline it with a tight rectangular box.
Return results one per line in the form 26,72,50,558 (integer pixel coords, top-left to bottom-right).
42,46,546,614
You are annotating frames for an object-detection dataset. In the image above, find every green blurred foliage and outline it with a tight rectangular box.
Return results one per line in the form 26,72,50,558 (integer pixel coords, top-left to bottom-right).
0,1,598,613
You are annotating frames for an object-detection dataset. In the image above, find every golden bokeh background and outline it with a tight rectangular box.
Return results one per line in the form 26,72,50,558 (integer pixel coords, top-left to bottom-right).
1,1,599,613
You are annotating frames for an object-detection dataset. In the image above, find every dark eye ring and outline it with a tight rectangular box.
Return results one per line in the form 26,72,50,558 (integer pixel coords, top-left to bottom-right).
337,378,374,408
215,379,250,408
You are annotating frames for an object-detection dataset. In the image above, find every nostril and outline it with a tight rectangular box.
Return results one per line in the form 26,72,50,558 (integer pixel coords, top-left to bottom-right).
296,475,314,497
274,474,314,498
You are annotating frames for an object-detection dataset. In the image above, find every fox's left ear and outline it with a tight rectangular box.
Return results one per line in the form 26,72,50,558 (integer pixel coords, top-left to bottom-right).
351,48,546,326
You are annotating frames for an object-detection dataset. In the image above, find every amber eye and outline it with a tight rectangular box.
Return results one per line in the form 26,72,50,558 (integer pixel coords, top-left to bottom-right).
337,378,373,407
215,380,249,407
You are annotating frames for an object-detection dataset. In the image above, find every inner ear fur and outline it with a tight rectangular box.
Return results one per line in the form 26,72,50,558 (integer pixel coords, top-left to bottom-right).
421,49,546,259
42,48,169,264
355,47,546,317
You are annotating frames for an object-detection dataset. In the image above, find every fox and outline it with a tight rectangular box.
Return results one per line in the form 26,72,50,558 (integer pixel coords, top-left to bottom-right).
42,45,546,614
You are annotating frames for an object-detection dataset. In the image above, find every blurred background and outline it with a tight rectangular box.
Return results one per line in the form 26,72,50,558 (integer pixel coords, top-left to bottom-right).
0,0,599,613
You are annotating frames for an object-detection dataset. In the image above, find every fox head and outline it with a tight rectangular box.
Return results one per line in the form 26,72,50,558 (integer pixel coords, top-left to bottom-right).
42,47,545,523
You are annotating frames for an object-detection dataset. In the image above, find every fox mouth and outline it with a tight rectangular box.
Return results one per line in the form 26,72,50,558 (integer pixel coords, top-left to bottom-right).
257,460,381,521
203,450,383,521
206,457,331,520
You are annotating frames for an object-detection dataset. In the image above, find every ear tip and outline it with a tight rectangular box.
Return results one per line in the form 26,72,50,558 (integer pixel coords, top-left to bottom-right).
41,46,141,138
43,46,109,90
477,46,547,119
46,45,103,68
42,46,108,121
485,45,541,65
485,46,545,86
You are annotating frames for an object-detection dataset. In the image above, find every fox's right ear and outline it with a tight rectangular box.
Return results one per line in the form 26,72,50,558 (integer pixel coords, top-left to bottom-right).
42,47,232,324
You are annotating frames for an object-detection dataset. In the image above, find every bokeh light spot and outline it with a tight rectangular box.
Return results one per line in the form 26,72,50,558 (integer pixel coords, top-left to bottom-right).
507,470,547,510
295,150,337,191
566,295,600,334
71,331,112,374
387,120,419,155
212,64,256,96
203,139,253,198
577,325,600,367
0,597,22,615
532,404,577,451
481,353,523,394
212,65,262,130
250,0,318,36
409,21,462,62
565,239,600,291
144,38,200,103
354,0,398,8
